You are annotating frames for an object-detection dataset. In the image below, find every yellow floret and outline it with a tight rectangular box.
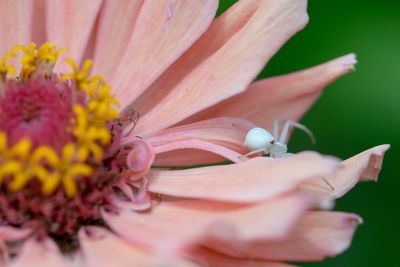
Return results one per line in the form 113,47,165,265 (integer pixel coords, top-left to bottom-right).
0,134,93,197
62,59,105,90
38,143,93,197
13,43,37,80
0,51,17,81
63,57,120,162
37,42,67,77
12,42,66,80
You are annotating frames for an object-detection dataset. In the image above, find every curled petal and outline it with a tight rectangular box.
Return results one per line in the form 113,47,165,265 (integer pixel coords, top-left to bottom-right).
103,193,310,254
153,139,246,164
135,117,254,166
0,226,31,242
208,211,362,262
127,138,155,175
108,194,152,212
131,117,254,147
110,178,152,211
300,145,390,199
148,152,338,203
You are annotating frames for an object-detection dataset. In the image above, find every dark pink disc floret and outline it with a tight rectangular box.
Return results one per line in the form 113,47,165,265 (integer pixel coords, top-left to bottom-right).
0,77,73,151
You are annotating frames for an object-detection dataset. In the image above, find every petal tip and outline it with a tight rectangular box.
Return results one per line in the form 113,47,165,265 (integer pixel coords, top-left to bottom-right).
346,214,363,226
336,53,357,73
362,144,390,182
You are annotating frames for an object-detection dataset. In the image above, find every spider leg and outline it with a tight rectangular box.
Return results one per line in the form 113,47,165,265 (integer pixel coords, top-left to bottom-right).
272,152,294,158
241,148,266,158
278,120,316,144
321,177,335,191
273,118,281,140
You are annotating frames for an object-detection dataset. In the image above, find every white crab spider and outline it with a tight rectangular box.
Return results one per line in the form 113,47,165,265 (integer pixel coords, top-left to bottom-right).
244,119,334,191
244,119,315,158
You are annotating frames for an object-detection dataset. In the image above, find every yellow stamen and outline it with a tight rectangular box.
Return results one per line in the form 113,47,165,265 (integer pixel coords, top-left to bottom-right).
39,143,93,197
12,42,66,80
13,43,37,80
0,52,17,81
37,42,67,77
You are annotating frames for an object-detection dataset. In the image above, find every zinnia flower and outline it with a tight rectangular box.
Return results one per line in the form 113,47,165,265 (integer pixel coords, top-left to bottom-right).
0,0,389,266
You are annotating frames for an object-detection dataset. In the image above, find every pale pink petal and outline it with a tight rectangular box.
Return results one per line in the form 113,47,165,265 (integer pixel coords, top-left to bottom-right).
31,0,46,45
111,176,152,211
0,227,27,263
300,145,390,199
0,226,31,242
9,238,69,267
131,117,254,147
134,117,254,166
126,138,155,174
47,0,102,72
185,54,357,128
134,0,309,135
153,139,245,164
153,150,229,167
191,248,297,267
209,211,362,262
109,194,152,212
77,227,195,267
110,0,218,108
103,193,309,253
92,0,144,78
148,152,338,203
133,0,272,114
0,0,32,56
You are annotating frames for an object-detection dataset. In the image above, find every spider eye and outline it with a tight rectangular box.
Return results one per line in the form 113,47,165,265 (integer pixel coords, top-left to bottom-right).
244,127,274,150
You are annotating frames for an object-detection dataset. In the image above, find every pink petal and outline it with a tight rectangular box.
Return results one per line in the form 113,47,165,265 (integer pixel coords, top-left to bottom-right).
0,0,32,56
9,238,69,267
134,0,309,135
153,139,245,164
300,145,390,199
134,117,254,147
154,150,231,166
92,0,144,78
110,0,218,109
186,54,357,128
77,227,195,267
47,0,102,72
132,0,274,115
148,152,338,203
191,248,297,267
103,193,310,254
208,211,362,262
32,0,46,45
126,138,155,174
134,117,254,166
0,226,31,242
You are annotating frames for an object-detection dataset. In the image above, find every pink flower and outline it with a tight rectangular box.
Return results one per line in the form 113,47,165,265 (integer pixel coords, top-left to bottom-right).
0,0,389,266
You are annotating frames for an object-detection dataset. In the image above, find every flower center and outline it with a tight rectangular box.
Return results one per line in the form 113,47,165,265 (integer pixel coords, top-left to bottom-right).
0,78,73,150
0,43,137,237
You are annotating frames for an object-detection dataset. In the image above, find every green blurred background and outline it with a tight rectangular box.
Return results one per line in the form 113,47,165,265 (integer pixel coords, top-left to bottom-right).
218,1,399,266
